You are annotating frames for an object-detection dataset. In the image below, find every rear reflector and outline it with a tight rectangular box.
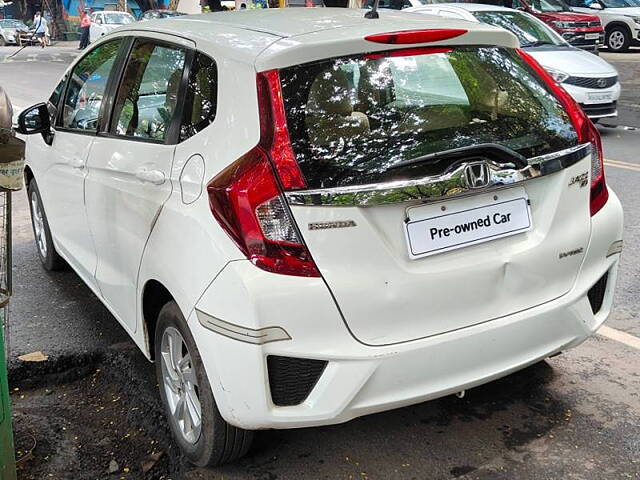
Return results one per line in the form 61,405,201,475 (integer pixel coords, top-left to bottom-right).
365,29,467,45
516,48,608,216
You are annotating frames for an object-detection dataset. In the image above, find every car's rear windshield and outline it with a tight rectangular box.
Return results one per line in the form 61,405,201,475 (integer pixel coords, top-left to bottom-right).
279,47,578,190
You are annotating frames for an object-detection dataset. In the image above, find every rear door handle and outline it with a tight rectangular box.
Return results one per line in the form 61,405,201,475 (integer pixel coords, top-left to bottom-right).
135,167,165,185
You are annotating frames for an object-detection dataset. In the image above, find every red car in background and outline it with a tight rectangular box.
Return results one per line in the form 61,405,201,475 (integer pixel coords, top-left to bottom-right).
501,0,604,51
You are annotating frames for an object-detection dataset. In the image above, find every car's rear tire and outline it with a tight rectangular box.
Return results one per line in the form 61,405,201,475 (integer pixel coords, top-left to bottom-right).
154,301,254,466
27,180,67,271
606,27,630,52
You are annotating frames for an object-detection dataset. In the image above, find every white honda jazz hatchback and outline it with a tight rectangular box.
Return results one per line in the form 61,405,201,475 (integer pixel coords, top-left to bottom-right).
406,4,622,121
18,8,623,466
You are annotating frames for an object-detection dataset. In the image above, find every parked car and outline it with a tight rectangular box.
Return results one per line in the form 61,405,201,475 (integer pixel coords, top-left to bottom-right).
366,0,604,50
89,11,135,43
18,8,622,466
486,0,605,51
408,4,620,119
139,9,185,20
0,19,29,46
567,0,640,51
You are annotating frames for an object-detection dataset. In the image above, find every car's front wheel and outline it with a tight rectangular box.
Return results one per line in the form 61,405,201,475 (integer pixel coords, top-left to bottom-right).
155,301,254,466
606,27,631,52
27,180,67,271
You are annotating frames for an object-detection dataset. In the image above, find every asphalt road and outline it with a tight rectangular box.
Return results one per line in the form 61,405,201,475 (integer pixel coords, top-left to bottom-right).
2,44,640,479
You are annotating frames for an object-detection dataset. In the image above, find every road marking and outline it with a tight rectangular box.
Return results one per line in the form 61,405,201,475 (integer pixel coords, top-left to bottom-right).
604,159,640,172
598,325,640,350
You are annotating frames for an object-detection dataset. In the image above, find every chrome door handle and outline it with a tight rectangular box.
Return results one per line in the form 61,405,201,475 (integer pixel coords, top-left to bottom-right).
135,167,165,185
68,157,85,169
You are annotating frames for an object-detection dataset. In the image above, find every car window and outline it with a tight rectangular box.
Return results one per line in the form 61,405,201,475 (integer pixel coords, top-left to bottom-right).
473,11,564,46
530,0,571,11
105,13,134,24
180,53,217,141
49,75,67,108
111,39,186,142
280,47,578,190
60,39,123,132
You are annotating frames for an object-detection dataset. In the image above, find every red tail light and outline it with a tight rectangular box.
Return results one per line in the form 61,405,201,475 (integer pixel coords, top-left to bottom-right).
365,29,467,45
207,71,320,277
517,49,608,216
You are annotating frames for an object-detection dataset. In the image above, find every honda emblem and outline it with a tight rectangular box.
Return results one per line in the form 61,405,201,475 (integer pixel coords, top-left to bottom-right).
463,162,491,189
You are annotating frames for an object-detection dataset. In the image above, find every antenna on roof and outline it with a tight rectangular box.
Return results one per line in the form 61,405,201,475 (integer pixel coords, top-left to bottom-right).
365,0,380,19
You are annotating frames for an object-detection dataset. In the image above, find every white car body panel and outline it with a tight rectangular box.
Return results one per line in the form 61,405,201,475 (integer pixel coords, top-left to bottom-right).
288,162,591,346
23,9,624,431
26,131,99,285
191,192,622,430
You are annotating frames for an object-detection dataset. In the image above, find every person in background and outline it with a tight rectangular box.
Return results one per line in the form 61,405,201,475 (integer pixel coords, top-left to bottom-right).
33,11,47,48
79,10,91,50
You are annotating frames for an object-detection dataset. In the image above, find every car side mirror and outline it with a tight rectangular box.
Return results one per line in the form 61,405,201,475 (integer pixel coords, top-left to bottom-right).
589,2,603,9
17,103,54,144
95,18,102,24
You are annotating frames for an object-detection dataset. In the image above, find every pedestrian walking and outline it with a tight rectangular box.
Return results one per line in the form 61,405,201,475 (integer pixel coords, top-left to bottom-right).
33,11,47,48
79,10,91,50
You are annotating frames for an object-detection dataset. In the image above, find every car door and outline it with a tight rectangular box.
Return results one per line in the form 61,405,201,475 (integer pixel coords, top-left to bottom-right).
85,35,193,331
89,13,103,43
33,38,125,286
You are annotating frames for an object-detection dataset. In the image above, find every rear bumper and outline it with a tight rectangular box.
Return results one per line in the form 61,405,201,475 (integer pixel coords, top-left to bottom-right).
188,190,623,430
562,82,621,119
561,32,604,50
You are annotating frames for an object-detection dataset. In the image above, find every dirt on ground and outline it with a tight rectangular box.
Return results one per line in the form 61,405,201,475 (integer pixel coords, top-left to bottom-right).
11,344,186,480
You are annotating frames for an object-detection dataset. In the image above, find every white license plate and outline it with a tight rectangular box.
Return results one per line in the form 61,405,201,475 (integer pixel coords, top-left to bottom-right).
585,33,600,40
405,194,532,259
585,91,613,104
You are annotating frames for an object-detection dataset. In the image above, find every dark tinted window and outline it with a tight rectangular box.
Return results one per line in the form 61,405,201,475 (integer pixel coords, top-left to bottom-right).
111,39,186,142
49,74,67,108
179,53,217,141
61,39,122,132
280,47,578,190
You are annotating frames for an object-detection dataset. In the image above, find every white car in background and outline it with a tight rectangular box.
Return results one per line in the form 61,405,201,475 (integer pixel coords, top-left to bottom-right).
89,11,135,43
408,4,621,120
17,8,622,465
0,19,29,46
568,0,640,51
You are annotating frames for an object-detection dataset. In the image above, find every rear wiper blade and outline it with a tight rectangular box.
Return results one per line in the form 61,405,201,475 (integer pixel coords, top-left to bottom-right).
388,143,529,172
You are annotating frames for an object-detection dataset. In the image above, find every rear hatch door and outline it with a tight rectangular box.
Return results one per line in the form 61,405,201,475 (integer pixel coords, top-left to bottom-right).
279,45,591,346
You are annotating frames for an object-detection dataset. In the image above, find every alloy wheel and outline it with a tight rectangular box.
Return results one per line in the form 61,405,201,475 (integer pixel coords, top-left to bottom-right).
608,31,625,51
31,191,48,259
160,326,202,445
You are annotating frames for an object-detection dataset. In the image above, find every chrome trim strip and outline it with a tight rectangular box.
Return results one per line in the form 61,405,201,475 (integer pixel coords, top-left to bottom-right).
286,143,591,207
196,309,292,345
